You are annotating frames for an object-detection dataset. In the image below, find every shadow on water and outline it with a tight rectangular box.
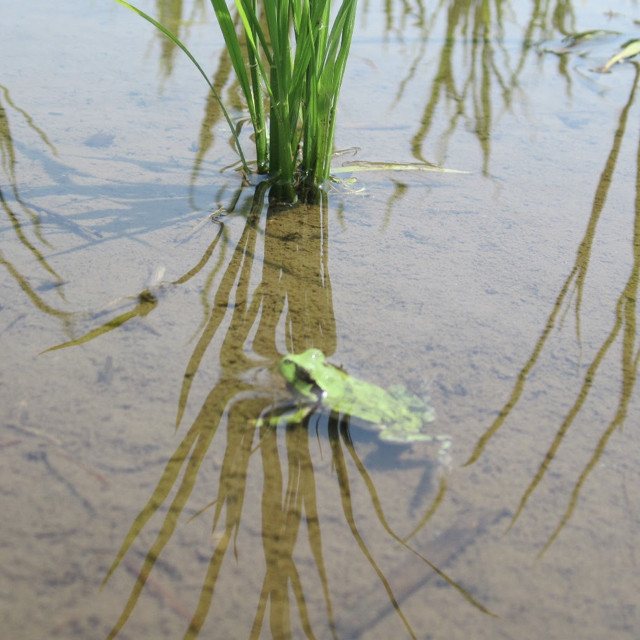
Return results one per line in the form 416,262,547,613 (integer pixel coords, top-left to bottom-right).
465,60,640,554
64,183,492,639
0,79,228,348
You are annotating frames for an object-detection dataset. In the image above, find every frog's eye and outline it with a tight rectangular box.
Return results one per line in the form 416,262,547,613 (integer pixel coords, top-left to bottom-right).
294,365,324,400
294,365,315,385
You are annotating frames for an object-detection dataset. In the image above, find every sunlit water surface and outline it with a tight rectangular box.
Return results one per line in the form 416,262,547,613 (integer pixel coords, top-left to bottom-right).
2,1,639,638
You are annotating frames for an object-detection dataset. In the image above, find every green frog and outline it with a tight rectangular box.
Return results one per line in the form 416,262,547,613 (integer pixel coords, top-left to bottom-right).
276,348,451,455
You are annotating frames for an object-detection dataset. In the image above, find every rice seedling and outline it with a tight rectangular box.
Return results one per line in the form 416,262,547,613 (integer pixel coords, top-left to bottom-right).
115,0,358,202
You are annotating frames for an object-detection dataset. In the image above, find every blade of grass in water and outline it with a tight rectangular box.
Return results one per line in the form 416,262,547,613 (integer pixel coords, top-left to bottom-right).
332,162,469,174
209,0,271,172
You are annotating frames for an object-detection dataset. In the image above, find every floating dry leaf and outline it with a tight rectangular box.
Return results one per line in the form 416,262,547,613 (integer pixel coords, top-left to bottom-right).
601,38,640,72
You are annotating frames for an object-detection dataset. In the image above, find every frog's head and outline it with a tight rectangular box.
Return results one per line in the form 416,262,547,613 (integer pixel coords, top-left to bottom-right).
279,349,327,401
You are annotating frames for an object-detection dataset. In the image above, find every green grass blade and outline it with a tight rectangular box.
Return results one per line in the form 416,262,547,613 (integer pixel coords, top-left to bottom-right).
208,1,264,116
117,0,363,196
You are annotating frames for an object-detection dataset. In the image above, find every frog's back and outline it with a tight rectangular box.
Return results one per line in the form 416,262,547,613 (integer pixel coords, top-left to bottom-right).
388,385,436,423
331,378,420,428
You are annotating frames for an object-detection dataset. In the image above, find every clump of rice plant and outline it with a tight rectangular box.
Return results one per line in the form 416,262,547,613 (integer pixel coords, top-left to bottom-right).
115,0,358,202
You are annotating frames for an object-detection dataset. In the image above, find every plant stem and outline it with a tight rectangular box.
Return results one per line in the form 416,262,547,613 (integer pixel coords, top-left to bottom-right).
117,0,359,201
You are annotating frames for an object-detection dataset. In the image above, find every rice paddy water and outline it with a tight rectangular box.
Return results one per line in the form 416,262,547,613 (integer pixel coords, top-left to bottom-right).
2,1,640,638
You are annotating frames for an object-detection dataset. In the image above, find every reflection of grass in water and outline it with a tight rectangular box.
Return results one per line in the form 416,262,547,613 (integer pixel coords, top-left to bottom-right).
153,0,209,83
28,159,492,633
464,63,640,554
174,183,270,429
102,377,253,640
0,84,78,326
533,65,640,555
103,393,492,639
253,418,338,640
96,186,329,638
378,0,577,175
1,84,58,256
96,185,493,638
329,417,496,623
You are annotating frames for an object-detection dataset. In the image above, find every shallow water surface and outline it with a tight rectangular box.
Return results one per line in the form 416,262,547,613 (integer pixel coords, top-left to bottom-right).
2,1,640,638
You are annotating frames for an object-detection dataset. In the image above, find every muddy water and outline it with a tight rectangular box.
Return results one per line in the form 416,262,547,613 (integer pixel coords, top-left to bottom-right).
2,1,639,638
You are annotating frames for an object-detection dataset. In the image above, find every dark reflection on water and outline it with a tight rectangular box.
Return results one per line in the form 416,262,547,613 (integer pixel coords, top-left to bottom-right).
0,84,73,322
90,184,492,639
353,0,579,174
466,61,640,554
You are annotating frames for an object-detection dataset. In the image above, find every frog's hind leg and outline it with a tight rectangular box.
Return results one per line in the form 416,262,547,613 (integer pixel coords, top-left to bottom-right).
433,435,453,467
